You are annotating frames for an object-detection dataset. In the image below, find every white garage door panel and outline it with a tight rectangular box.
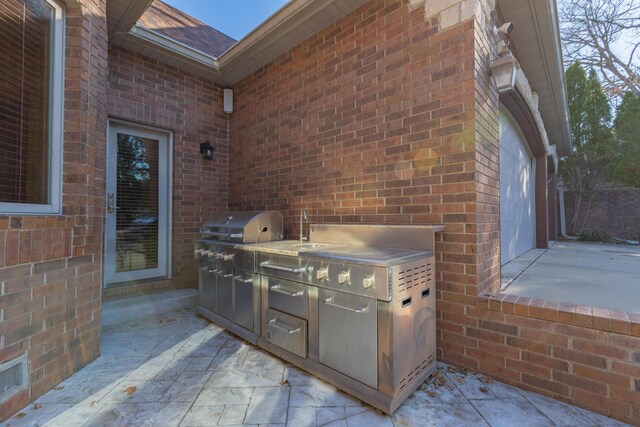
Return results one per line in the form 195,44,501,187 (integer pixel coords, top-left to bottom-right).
499,111,535,265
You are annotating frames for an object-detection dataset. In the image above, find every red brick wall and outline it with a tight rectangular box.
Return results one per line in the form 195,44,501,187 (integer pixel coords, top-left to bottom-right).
0,0,108,419
106,46,229,299
477,294,640,424
229,1,479,303
564,188,640,239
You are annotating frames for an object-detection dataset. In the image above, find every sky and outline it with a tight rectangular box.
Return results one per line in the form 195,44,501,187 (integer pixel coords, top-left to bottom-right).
163,0,290,41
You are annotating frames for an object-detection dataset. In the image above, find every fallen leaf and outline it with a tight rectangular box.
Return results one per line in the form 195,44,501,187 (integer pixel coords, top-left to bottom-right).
479,386,489,393
446,366,458,373
14,413,26,419
159,318,176,324
33,403,42,410
477,374,495,384
279,379,290,386
89,400,96,407
123,386,137,395
212,412,221,417
53,386,64,390
426,390,437,397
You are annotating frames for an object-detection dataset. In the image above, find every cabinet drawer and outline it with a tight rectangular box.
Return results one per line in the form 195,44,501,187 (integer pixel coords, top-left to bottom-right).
267,277,309,319
265,308,307,359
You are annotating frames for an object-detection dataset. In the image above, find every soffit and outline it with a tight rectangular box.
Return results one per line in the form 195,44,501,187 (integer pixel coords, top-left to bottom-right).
107,0,154,38
497,0,571,155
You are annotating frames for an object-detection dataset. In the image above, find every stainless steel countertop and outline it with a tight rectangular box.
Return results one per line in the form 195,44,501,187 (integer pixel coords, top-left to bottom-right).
299,245,433,267
240,240,343,257
241,240,433,267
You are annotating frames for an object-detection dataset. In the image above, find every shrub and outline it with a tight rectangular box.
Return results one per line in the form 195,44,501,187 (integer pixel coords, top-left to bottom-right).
578,228,612,242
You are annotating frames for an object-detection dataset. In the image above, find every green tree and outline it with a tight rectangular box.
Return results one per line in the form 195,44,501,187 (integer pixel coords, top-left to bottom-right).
611,92,640,186
560,62,615,234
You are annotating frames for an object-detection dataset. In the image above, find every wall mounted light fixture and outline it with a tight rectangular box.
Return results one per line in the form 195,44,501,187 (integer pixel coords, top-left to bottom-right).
200,140,215,160
490,52,519,93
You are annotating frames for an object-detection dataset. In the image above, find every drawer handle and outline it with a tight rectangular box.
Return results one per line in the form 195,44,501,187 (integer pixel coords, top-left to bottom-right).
260,262,305,274
268,318,301,334
270,284,304,297
323,297,368,314
233,275,253,284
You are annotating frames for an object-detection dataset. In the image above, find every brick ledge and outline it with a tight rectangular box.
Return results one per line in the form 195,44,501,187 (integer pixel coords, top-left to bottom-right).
478,293,640,337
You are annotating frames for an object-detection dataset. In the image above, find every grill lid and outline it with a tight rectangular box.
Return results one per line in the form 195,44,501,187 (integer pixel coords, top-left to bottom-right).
201,211,283,243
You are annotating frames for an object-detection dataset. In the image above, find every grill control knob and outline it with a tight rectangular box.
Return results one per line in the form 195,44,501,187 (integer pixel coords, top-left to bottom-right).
216,252,224,259
206,251,216,258
195,249,203,255
363,275,375,289
223,253,235,262
337,271,349,284
316,268,328,280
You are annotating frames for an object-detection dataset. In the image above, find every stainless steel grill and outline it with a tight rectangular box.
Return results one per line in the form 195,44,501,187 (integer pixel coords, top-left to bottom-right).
194,219,443,414
200,211,283,243
194,211,283,343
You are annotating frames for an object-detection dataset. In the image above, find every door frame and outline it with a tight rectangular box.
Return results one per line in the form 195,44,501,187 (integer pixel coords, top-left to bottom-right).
104,119,173,286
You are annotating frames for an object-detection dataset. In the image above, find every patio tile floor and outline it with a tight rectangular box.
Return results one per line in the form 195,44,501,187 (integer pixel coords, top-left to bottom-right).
5,304,630,427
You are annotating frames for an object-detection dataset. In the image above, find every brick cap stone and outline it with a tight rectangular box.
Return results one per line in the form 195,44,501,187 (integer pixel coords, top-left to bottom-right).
421,0,495,30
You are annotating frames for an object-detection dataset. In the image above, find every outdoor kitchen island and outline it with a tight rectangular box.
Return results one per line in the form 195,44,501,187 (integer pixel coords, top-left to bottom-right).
195,221,444,414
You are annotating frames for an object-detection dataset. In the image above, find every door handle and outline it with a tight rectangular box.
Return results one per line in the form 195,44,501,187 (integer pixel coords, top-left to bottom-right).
268,318,301,334
107,193,116,213
233,275,253,284
260,262,305,274
323,297,368,314
270,284,304,297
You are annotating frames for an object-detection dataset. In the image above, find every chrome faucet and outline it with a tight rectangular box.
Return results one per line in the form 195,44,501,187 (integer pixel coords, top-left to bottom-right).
300,209,308,244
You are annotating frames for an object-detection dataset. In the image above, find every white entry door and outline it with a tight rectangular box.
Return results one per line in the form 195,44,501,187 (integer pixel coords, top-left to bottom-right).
105,121,172,285
499,110,535,265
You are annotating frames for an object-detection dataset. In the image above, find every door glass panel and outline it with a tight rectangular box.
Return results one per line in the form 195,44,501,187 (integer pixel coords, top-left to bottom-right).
116,133,159,273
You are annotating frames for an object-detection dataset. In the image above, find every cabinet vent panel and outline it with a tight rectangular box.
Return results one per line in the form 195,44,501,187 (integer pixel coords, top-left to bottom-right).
396,261,433,293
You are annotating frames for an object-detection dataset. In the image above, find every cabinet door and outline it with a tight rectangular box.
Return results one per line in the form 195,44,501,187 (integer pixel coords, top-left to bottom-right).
234,271,254,331
265,308,307,358
319,289,377,388
199,262,216,313
216,267,233,320
267,276,309,319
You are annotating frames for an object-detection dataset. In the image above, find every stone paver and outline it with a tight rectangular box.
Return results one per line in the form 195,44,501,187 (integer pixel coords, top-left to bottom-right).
5,304,630,427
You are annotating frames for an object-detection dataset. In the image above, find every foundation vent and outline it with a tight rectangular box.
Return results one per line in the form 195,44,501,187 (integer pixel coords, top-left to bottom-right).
396,260,433,293
0,353,28,403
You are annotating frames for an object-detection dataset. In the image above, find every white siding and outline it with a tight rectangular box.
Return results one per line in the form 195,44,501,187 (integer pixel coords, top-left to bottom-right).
499,110,535,265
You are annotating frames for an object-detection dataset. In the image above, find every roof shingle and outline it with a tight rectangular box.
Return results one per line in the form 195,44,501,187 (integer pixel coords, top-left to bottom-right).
137,0,237,58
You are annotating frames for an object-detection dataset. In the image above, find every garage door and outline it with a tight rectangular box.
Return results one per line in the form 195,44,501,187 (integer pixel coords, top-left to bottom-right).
499,110,535,265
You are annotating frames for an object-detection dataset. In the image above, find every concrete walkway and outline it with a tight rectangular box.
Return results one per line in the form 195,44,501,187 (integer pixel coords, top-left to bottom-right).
5,291,629,427
502,241,640,313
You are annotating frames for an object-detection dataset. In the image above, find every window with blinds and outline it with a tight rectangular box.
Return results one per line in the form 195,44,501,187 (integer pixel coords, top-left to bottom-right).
0,0,63,213
115,134,160,273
